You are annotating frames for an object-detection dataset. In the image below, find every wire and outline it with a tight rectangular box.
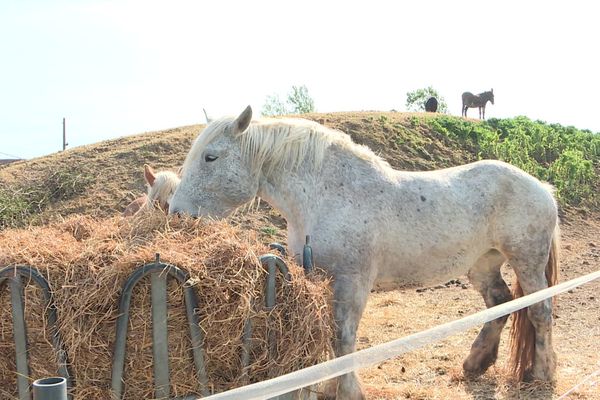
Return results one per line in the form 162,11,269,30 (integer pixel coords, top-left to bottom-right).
0,150,24,160
557,367,600,399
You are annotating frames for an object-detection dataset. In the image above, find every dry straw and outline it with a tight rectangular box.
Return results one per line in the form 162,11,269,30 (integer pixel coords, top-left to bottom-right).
0,212,333,399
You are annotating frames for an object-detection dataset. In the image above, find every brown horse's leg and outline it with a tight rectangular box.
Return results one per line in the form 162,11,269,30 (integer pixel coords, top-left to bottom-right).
463,250,511,375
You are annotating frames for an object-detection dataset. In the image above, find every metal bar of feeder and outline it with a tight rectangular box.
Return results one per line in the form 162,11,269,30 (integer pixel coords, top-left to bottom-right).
10,274,30,400
151,272,170,399
111,261,209,399
183,285,210,396
302,235,313,274
0,266,73,399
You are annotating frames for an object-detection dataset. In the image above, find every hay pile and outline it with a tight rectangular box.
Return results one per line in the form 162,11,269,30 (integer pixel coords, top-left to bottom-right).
0,212,333,399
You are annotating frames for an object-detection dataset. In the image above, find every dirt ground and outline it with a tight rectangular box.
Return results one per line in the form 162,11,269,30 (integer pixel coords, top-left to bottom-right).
355,209,600,400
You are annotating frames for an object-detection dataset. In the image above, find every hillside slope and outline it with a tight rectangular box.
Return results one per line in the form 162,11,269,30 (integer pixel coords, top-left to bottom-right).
1,113,600,399
1,112,599,229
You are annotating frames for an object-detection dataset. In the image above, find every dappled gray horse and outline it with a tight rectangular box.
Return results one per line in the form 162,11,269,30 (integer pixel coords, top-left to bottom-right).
170,107,559,400
462,89,494,119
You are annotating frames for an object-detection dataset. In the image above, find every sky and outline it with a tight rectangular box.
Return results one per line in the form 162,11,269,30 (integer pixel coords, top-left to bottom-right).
0,0,598,160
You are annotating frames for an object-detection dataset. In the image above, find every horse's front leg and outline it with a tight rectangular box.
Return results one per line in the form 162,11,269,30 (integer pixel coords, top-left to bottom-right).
325,274,372,400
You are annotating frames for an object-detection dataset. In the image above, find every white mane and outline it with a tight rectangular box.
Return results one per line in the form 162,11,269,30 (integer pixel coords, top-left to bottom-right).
183,116,392,176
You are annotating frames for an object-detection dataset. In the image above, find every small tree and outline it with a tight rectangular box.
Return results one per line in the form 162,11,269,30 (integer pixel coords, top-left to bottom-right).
405,86,448,113
261,94,288,117
287,85,315,114
262,85,315,116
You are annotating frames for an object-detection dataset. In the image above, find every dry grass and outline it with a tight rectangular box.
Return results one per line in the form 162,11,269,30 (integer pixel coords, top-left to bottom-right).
0,211,333,399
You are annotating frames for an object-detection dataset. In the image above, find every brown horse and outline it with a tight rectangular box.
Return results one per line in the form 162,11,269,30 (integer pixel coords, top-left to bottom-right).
462,89,494,119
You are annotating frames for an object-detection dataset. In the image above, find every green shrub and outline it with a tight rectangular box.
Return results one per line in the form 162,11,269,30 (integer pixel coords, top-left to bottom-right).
425,115,600,206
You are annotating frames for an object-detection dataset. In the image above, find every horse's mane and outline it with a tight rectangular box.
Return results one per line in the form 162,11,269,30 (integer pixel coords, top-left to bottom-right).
184,116,391,176
147,170,180,205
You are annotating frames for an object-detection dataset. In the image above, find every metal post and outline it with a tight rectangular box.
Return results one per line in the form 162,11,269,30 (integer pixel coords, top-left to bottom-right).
62,118,68,151
302,235,313,274
33,377,67,400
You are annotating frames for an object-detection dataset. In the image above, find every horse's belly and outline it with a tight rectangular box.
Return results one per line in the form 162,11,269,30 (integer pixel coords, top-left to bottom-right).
374,249,476,287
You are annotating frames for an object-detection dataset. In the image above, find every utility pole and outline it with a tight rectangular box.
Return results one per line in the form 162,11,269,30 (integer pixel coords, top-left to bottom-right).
62,117,68,151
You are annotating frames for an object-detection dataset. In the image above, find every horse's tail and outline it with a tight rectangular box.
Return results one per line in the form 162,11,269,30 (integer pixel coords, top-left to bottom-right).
508,222,560,380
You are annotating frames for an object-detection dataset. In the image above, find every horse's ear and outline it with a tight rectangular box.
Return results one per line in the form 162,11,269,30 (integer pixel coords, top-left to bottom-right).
233,105,252,134
491,88,494,93
144,164,156,186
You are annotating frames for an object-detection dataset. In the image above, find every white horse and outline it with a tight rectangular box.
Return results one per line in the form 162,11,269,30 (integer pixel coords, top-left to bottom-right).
169,107,559,399
123,165,180,216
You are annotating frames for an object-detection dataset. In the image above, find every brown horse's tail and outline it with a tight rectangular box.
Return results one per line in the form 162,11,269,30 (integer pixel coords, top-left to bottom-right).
508,223,560,380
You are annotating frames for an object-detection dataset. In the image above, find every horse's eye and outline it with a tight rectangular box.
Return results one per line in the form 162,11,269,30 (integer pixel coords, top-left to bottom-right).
204,154,218,162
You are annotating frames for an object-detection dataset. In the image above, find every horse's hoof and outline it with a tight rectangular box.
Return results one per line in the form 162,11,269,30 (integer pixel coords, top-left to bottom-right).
316,379,337,400
462,352,497,376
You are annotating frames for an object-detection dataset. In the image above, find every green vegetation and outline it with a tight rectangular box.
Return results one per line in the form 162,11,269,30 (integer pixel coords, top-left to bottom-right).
1,113,598,230
260,226,279,237
262,85,315,116
425,115,600,205
0,169,92,228
406,86,448,113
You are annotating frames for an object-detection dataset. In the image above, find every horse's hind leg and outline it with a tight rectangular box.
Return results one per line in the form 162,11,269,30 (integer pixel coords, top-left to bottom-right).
511,253,556,381
463,250,512,375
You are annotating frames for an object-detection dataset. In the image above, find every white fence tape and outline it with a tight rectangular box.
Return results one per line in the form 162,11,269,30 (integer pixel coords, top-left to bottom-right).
204,269,600,400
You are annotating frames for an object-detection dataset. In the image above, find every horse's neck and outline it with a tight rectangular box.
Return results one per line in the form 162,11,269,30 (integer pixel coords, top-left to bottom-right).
256,144,389,251
257,160,319,231
478,94,490,104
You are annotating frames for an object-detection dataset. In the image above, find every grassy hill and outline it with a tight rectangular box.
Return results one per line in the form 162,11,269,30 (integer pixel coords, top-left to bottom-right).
1,112,599,229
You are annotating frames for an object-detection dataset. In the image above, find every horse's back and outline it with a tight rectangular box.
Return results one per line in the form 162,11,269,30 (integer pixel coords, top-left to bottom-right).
462,91,475,103
368,160,557,284
438,160,555,213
